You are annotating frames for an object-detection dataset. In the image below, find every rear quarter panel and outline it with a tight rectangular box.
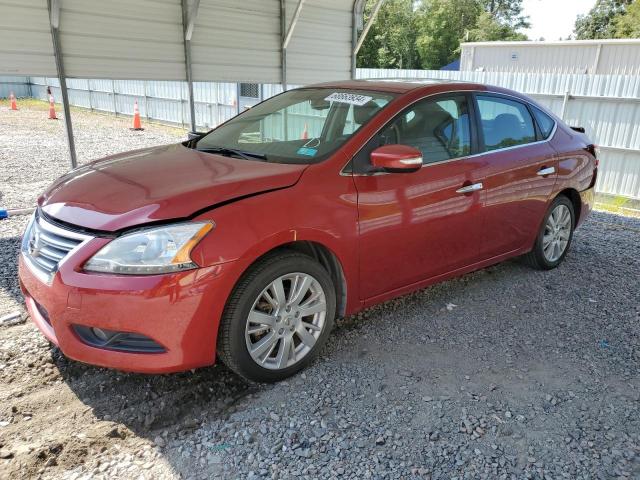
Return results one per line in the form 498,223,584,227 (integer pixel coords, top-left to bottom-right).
549,125,597,226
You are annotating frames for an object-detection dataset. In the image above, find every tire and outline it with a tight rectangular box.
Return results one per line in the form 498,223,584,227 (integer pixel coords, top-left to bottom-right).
217,250,336,383
523,195,575,270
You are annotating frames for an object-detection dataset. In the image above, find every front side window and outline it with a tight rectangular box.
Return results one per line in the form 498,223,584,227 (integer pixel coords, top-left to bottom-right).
378,95,472,164
476,95,536,151
195,88,395,164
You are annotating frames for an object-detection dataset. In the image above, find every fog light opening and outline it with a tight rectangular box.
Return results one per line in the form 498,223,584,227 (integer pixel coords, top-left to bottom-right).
91,327,110,341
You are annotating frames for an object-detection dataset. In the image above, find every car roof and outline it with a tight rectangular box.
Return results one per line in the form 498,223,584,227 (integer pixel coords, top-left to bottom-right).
305,79,524,100
307,79,486,94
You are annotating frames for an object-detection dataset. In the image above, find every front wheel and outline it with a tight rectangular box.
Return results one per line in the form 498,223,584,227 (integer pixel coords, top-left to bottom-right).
523,195,575,270
217,251,336,382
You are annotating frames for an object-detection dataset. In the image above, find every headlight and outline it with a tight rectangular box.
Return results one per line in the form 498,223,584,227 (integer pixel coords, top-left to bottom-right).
84,222,213,275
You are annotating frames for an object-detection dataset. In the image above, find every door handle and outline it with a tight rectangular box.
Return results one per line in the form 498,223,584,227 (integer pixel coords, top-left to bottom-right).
537,166,556,176
456,182,483,194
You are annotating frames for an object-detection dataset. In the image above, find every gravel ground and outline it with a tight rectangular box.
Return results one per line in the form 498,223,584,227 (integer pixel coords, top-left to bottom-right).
1,104,639,480
0,99,185,210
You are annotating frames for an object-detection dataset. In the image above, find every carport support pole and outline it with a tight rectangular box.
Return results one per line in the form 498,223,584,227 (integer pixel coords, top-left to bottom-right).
352,0,385,78
181,0,200,133
280,0,288,91
48,0,77,169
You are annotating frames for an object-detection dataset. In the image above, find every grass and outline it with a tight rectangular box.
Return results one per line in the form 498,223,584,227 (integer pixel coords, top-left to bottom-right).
594,194,640,218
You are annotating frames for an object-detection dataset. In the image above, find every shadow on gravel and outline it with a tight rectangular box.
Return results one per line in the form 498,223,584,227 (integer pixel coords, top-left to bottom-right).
0,235,25,309
56,351,258,440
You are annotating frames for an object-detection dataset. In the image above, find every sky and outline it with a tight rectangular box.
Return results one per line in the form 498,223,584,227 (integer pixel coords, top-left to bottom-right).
522,0,595,40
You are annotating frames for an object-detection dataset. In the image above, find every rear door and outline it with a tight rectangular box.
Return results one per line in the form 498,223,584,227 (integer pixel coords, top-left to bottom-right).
473,94,558,259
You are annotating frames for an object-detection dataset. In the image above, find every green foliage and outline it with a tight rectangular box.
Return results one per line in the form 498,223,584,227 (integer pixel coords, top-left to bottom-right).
357,0,420,69
574,0,633,39
357,0,529,70
467,11,529,42
479,0,530,29
614,0,640,37
415,0,481,70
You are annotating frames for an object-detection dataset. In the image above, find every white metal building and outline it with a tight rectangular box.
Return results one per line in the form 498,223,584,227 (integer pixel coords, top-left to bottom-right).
460,39,640,75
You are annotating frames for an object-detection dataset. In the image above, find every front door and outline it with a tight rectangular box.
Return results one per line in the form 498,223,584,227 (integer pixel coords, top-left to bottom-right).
353,94,487,300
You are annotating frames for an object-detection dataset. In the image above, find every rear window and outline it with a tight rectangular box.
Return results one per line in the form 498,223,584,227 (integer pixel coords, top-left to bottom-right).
531,106,556,139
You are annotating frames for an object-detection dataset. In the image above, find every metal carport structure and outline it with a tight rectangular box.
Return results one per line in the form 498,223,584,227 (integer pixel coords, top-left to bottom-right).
0,0,382,167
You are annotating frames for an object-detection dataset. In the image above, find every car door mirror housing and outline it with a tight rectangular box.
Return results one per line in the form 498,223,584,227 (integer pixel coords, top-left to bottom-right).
370,145,423,173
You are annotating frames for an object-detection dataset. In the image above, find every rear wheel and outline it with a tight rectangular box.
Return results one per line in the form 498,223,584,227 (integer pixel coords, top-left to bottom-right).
523,195,575,270
217,251,336,382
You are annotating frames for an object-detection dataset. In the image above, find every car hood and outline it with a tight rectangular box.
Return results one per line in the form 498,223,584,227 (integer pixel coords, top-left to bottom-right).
39,144,307,231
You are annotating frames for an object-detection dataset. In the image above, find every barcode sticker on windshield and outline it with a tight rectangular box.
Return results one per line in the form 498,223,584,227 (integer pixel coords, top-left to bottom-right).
324,92,373,106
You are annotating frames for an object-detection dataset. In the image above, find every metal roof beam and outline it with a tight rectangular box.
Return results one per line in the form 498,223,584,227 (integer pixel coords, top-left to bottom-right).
184,0,200,41
48,0,77,169
283,0,306,50
353,0,385,55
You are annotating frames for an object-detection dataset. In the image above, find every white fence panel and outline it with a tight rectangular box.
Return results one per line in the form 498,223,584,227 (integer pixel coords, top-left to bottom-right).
0,76,31,98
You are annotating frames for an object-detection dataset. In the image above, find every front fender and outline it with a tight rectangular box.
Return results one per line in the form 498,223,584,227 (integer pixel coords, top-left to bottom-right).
189,166,361,314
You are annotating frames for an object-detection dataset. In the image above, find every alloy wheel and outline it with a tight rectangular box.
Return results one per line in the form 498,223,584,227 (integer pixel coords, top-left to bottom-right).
245,273,327,370
542,204,572,263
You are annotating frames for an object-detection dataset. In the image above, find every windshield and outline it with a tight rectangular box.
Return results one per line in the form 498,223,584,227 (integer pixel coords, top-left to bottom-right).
194,88,396,164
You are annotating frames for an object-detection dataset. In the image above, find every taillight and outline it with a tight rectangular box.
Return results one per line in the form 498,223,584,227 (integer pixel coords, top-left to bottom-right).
586,144,599,165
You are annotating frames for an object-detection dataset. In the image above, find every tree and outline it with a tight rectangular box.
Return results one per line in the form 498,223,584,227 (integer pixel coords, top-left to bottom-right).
480,0,530,29
414,0,482,70
357,0,530,69
574,0,633,39
467,11,528,42
614,0,640,37
357,0,420,69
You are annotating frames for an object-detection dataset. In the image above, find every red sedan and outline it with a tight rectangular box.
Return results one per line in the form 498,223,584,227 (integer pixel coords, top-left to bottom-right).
19,80,597,382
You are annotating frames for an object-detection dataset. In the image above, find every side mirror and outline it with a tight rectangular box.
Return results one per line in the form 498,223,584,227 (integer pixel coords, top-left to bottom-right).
187,131,208,140
370,145,423,173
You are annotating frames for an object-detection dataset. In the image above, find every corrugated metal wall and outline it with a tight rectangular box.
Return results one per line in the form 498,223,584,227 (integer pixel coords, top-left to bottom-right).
192,0,282,83
358,68,640,199
0,0,56,76
0,0,357,84
284,0,353,85
59,0,186,80
460,40,640,75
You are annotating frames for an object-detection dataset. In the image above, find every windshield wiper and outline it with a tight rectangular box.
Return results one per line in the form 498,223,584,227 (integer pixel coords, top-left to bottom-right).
196,146,267,161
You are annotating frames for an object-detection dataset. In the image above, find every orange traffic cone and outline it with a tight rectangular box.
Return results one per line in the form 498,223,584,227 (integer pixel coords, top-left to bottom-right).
131,100,143,131
9,92,17,110
301,123,308,140
48,94,58,120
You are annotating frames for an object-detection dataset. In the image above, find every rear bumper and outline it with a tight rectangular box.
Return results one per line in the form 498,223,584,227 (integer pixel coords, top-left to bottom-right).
18,246,239,373
577,186,595,227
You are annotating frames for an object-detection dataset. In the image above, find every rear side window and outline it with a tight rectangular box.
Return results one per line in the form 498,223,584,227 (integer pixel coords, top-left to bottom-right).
476,95,536,151
531,105,556,139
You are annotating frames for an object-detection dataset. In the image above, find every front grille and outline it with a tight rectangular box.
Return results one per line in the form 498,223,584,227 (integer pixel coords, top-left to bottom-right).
22,213,92,283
